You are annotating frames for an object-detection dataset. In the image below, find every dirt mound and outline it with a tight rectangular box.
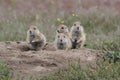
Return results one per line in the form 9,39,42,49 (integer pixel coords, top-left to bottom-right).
0,41,102,80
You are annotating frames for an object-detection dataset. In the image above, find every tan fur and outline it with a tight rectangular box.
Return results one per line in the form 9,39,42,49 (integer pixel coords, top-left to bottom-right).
26,25,46,50
54,33,72,50
56,25,69,36
70,21,86,48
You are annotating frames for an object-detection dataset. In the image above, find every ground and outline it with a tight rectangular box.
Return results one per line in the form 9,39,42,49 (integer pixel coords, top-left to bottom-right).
0,41,102,80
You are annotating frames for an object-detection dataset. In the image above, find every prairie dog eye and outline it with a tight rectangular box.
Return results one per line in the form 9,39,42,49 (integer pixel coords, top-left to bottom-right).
74,24,76,26
61,27,64,29
58,36,60,38
63,36,65,38
33,28,36,30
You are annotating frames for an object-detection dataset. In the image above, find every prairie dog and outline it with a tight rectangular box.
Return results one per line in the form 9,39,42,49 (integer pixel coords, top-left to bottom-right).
26,25,47,50
70,21,86,48
56,25,69,36
54,33,72,50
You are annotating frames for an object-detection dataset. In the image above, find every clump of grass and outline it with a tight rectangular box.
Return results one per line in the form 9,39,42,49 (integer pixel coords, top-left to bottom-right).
103,51,120,63
0,62,11,80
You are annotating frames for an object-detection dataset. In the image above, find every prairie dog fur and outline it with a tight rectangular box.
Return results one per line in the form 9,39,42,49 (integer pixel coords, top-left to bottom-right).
54,33,72,50
26,25,47,50
70,21,86,48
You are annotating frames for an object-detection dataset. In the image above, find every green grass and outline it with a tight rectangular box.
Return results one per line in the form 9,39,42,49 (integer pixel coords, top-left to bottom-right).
103,51,120,63
0,62,11,80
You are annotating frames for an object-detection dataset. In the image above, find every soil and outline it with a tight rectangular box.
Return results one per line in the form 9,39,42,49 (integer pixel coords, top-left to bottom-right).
0,41,102,80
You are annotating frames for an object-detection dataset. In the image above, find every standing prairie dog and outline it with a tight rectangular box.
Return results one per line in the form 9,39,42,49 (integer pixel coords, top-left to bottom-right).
56,25,69,36
70,21,86,49
26,25,47,50
54,33,72,50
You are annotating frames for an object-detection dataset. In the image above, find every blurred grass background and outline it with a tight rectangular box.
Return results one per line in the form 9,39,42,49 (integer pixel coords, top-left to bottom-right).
0,0,120,80
0,0,119,51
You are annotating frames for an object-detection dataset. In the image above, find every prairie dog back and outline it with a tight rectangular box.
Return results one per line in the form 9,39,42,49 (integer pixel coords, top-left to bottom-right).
26,25,46,50
70,21,86,48
54,33,72,50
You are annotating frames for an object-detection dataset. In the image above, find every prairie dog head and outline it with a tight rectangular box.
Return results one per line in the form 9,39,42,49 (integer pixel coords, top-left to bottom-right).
56,25,69,34
28,25,40,36
27,25,40,43
55,33,72,50
55,33,68,44
71,21,83,32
